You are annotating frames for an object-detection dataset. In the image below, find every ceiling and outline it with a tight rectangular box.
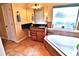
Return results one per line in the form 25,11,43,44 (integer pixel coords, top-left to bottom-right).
25,3,68,8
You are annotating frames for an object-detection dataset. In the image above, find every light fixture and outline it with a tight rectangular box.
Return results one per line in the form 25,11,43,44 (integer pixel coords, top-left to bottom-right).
32,4,41,9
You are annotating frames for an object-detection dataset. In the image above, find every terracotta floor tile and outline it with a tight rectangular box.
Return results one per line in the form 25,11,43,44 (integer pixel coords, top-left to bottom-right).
6,50,18,56
3,38,51,56
22,47,34,56
14,45,26,53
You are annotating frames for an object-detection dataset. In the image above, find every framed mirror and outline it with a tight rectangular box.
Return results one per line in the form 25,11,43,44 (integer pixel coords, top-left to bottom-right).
34,8,46,24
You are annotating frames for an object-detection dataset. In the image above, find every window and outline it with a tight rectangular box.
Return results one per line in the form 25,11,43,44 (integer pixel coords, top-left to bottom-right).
52,5,79,30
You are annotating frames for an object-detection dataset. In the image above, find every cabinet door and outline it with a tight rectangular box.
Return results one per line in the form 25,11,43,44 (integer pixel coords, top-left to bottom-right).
37,31,45,42
30,30,37,36
31,36,37,41
30,30,37,41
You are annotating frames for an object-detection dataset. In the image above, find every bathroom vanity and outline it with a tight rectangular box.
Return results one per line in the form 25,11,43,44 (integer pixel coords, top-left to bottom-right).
30,27,46,42
22,23,47,42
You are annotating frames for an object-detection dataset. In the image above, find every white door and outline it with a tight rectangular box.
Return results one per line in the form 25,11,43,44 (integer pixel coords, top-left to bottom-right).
0,37,6,56
1,4,16,41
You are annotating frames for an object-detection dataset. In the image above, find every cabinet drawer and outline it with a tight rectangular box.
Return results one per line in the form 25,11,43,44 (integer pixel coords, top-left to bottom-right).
36,29,45,32
30,32,36,36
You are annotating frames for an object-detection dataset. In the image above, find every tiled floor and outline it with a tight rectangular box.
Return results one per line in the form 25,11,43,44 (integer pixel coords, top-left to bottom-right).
2,38,51,56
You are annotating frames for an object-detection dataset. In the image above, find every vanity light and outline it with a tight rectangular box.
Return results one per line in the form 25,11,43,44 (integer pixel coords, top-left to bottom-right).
32,4,41,9
16,11,21,22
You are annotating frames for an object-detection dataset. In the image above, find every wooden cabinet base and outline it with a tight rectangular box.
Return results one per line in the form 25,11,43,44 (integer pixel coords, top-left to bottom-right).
30,28,46,42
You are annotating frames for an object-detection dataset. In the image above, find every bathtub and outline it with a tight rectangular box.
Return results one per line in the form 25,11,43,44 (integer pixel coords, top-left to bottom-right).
44,35,79,56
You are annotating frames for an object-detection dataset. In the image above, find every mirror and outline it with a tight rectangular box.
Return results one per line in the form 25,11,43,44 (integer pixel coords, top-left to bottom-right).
34,8,46,24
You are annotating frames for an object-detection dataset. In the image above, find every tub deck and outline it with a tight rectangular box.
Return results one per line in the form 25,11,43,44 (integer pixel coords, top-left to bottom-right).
44,35,79,56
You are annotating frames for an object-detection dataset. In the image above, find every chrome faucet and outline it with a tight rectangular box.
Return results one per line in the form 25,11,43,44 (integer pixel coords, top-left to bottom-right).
76,48,79,56
76,44,79,56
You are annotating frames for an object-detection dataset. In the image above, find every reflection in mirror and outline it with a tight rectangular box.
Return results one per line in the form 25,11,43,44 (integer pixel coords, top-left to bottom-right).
34,8,46,24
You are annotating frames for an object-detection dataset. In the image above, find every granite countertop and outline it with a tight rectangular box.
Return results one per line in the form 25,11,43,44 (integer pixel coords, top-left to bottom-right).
32,26,47,29
22,23,47,29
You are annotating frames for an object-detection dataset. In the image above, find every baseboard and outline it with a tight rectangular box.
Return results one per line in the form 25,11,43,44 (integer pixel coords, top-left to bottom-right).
1,36,7,40
15,36,27,43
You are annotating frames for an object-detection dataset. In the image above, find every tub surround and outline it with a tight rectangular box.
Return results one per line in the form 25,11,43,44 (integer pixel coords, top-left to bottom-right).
44,40,64,56
48,28,79,32
47,28,79,38
44,35,65,56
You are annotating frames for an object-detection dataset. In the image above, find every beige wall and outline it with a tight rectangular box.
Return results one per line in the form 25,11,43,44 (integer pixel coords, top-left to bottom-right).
25,3,65,25
26,3,65,22
11,3,28,41
26,8,34,23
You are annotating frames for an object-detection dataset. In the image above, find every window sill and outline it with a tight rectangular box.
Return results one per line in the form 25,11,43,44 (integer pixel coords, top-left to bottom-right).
48,28,79,33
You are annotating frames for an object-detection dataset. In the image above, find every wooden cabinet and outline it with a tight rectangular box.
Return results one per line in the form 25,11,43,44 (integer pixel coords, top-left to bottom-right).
37,30,45,42
30,29,37,41
30,28,46,42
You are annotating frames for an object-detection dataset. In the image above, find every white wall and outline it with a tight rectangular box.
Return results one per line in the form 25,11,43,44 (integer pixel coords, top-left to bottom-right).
0,37,6,56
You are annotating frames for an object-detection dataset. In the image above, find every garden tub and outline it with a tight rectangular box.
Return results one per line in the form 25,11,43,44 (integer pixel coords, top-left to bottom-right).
44,35,79,56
